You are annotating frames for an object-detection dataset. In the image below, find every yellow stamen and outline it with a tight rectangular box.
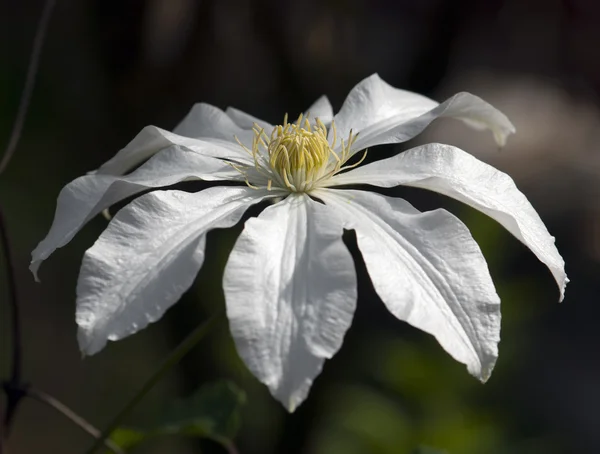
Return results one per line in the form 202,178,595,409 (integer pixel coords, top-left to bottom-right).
232,113,359,192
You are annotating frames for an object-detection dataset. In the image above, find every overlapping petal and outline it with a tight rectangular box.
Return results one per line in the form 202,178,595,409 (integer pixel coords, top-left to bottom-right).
30,147,241,280
98,124,251,176
173,102,257,146
225,95,333,134
77,186,278,356
223,194,357,411
331,73,515,155
315,188,501,381
225,106,273,131
326,143,567,300
306,95,334,124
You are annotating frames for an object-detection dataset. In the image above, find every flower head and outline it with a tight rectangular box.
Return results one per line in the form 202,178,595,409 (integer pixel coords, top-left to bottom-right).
32,74,567,411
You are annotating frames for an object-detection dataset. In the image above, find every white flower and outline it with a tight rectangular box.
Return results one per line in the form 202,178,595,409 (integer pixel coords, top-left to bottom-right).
31,74,567,412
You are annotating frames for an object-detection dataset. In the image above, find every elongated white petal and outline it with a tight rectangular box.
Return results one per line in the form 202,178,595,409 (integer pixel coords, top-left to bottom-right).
327,143,567,300
31,147,240,280
331,73,515,155
77,186,276,356
98,125,250,176
173,102,256,149
306,95,334,124
315,188,501,381
225,106,273,131
224,194,357,411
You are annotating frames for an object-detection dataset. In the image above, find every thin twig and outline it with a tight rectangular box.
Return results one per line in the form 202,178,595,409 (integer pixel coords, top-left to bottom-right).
0,0,56,175
85,311,222,454
1,0,56,446
0,208,22,434
25,386,124,454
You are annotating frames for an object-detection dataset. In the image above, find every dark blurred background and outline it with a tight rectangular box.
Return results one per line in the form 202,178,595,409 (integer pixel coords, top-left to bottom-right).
2,0,600,453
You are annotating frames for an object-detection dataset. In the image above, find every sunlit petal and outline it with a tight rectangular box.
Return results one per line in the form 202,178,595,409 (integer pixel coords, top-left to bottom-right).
331,73,514,155
316,188,501,381
98,125,250,176
77,186,276,356
327,143,567,300
30,147,240,280
224,194,357,411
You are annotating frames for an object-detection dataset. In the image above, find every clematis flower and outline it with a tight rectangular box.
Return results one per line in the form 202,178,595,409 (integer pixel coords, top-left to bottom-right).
32,74,567,411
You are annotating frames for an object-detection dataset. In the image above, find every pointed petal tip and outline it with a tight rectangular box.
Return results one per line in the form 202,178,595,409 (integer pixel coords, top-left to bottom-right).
495,132,508,149
286,400,298,413
473,358,496,384
494,122,516,149
76,325,104,357
267,382,306,413
558,276,569,303
29,260,41,283
479,367,493,384
78,342,102,358
464,336,497,385
278,391,304,413
449,91,516,149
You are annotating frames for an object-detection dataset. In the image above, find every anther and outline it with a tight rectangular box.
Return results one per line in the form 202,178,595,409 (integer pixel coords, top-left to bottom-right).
231,112,360,192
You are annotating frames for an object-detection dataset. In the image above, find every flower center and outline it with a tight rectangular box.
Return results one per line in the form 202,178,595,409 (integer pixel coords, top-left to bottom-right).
234,114,365,192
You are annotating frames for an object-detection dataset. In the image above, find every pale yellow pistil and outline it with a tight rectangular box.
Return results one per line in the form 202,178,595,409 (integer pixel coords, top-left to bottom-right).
234,113,366,193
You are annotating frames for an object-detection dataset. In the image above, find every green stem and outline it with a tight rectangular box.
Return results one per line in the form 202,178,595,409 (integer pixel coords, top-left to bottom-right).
85,310,222,454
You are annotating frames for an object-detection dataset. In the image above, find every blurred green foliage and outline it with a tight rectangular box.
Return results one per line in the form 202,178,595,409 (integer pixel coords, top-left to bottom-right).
108,381,245,453
412,448,448,454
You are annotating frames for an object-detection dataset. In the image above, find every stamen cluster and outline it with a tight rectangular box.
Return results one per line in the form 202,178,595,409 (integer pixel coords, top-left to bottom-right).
235,114,365,192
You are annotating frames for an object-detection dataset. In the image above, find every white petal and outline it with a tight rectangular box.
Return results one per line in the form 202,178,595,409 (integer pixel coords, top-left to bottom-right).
31,147,240,280
225,106,273,132
76,186,275,356
331,73,515,154
173,102,256,149
315,188,501,381
223,194,357,411
327,143,567,301
98,125,250,176
306,95,334,124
